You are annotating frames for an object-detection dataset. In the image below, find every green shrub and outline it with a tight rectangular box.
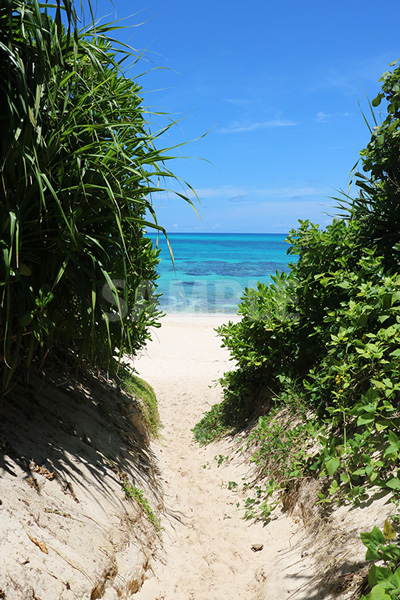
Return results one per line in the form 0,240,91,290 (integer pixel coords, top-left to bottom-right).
360,522,400,600
196,61,400,510
0,1,195,390
349,60,400,270
192,388,248,444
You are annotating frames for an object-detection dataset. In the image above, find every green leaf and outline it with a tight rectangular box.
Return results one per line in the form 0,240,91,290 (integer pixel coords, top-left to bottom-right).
376,420,389,431
353,467,367,477
381,293,393,309
325,457,340,476
365,465,374,477
380,544,400,564
28,105,36,127
329,479,339,495
19,263,32,276
361,527,386,549
366,388,381,402
386,478,400,490
366,547,382,561
391,566,400,588
388,430,400,449
368,564,378,588
372,93,384,107
369,564,393,588
357,414,375,426
382,379,394,389
20,313,33,327
369,585,391,600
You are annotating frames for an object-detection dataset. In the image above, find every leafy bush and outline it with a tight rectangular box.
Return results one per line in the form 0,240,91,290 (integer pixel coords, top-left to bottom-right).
347,60,400,269
360,522,400,600
192,388,249,444
195,60,400,508
0,0,195,389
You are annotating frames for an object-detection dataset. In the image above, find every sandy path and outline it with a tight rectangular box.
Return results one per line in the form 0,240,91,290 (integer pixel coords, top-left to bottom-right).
133,315,312,600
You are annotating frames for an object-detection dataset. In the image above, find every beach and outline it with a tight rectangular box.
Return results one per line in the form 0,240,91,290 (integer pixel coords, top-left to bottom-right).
4,5,399,597
133,314,315,600
132,314,392,600
0,316,391,599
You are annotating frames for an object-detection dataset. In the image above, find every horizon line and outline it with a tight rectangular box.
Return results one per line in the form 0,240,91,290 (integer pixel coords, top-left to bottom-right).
147,231,290,235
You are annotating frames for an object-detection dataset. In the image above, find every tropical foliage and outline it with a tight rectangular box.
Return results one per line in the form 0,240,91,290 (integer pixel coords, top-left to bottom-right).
360,522,400,600
194,60,400,509
0,0,194,390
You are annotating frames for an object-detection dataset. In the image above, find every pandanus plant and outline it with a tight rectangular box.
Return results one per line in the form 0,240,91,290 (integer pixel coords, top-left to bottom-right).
0,0,196,390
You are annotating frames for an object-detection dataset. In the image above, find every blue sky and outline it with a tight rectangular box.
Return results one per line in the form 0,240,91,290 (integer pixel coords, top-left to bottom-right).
94,0,400,233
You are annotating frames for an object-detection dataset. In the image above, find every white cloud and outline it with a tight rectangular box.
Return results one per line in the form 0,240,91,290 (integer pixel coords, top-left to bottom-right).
217,119,297,134
317,110,353,123
251,186,329,198
223,98,254,105
188,186,247,199
153,184,329,203
313,54,395,96
316,111,331,122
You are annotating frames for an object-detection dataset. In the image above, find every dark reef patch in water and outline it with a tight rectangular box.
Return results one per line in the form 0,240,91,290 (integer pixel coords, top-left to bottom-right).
183,261,289,277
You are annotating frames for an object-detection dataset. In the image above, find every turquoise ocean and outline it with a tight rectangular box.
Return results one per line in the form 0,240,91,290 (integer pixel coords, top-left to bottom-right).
148,233,294,314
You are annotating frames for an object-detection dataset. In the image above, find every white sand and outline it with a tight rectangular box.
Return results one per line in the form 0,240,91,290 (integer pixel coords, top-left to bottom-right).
133,315,315,600
1,315,389,598
133,315,393,600
0,367,161,599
